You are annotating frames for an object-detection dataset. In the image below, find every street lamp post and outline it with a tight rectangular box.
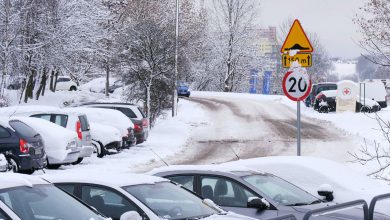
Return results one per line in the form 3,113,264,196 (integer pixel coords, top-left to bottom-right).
172,0,179,117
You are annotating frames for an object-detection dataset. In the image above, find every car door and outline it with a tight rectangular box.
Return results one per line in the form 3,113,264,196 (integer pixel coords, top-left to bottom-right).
199,175,278,219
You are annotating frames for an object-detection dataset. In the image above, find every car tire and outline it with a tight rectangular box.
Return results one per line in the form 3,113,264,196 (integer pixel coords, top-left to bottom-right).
72,157,83,165
92,142,106,158
69,86,77,91
360,106,371,113
319,106,329,113
8,85,14,90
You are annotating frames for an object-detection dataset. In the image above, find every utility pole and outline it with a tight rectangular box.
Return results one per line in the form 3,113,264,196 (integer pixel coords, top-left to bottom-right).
172,0,179,117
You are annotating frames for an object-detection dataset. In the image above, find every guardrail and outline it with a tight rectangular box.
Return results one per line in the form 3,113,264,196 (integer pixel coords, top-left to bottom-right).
368,193,390,220
265,214,297,220
302,199,369,220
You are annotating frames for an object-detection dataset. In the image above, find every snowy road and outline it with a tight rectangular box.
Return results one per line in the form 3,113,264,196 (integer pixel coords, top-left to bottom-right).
134,92,358,172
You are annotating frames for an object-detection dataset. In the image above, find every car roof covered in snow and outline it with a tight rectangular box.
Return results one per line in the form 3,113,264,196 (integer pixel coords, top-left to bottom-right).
0,117,11,129
44,172,168,187
148,164,266,177
0,173,49,189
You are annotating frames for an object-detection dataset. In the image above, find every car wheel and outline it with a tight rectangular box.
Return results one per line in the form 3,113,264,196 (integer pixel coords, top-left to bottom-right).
360,106,371,113
319,106,329,113
92,142,105,158
69,86,77,91
8,158,19,173
71,157,83,165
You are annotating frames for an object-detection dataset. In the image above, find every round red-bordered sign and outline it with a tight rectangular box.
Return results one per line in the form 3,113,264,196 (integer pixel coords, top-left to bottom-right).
282,70,312,101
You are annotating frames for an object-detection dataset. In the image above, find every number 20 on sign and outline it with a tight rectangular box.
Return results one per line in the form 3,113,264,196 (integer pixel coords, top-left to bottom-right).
282,70,311,101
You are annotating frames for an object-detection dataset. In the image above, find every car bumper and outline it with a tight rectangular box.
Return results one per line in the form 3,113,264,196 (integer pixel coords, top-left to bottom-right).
19,154,47,170
178,91,190,96
79,145,94,158
48,150,80,165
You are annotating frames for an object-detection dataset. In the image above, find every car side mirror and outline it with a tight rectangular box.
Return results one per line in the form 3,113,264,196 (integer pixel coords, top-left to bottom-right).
317,184,334,202
120,211,142,220
247,197,270,210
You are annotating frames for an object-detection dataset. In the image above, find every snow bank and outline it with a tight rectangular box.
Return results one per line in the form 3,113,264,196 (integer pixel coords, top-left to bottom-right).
79,77,117,93
12,117,78,163
89,122,122,146
0,105,60,117
68,107,134,136
0,154,7,171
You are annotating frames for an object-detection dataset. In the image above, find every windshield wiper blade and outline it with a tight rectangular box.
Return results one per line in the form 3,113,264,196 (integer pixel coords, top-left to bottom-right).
286,202,310,206
309,199,323,205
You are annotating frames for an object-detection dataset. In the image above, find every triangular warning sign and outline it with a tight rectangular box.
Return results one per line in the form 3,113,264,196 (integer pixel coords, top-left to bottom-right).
280,19,313,53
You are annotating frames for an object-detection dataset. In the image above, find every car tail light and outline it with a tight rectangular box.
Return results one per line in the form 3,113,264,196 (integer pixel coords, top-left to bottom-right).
134,124,142,133
19,139,29,153
316,93,325,100
76,121,82,140
142,119,149,128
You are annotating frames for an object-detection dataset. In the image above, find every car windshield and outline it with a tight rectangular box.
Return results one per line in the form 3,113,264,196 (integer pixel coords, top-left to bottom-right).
0,185,106,220
123,182,218,220
242,174,321,206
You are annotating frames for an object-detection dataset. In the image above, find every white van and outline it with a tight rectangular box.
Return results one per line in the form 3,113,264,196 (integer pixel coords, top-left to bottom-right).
359,81,387,108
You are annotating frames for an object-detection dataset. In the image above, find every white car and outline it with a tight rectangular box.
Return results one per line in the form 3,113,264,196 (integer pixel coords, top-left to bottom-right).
45,173,254,220
0,106,94,164
55,76,77,91
70,107,136,148
13,117,80,169
0,173,110,220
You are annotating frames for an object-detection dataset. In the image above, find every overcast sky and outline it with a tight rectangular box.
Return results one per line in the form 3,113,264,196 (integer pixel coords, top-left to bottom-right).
258,0,365,59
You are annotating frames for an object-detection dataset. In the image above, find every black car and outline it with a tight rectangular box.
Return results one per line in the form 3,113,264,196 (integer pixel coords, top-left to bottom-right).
80,103,149,144
305,83,337,108
0,118,47,174
151,166,389,220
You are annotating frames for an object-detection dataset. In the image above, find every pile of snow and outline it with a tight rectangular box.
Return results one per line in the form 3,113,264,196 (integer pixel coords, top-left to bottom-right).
89,122,122,146
0,154,7,172
79,77,117,93
226,156,390,214
0,105,60,117
67,107,134,137
13,117,78,163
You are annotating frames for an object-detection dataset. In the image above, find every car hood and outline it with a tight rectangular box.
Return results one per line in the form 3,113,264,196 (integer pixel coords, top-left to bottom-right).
202,212,254,220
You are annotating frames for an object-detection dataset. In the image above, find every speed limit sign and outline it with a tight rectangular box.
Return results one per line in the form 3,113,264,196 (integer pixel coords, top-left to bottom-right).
282,70,311,101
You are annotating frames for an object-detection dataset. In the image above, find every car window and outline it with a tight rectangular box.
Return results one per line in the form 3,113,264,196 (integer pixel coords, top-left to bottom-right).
57,78,70,82
115,107,137,119
201,176,256,208
57,184,76,196
9,120,38,138
81,185,140,220
137,107,146,118
31,114,52,121
54,115,68,127
79,115,90,131
167,175,194,191
0,126,10,138
0,209,10,220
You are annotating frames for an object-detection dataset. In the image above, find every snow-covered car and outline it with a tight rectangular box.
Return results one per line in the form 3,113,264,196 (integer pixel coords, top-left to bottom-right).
55,76,78,91
0,106,94,164
314,90,381,113
81,102,149,144
0,173,110,220
150,165,390,220
89,122,123,157
45,173,255,220
70,107,136,148
79,77,118,93
13,117,80,169
0,117,47,174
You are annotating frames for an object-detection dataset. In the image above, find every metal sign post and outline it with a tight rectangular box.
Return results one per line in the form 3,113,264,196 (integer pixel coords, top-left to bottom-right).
297,101,301,156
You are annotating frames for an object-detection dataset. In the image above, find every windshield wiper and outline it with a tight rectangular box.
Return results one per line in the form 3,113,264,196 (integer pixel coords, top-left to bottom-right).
178,214,215,220
309,199,323,205
286,199,323,207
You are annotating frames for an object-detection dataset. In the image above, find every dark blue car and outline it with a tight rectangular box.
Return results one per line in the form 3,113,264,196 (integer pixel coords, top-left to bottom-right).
177,81,191,97
0,118,47,174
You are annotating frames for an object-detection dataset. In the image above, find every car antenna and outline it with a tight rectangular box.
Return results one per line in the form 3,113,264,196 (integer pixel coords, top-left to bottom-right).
228,145,240,160
149,148,169,167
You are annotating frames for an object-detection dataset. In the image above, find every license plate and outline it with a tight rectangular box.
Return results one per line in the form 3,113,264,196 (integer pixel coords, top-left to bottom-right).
35,148,43,155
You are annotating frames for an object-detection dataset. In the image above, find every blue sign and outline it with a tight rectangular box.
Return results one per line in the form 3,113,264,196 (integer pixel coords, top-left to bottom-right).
249,69,258,94
262,71,272,95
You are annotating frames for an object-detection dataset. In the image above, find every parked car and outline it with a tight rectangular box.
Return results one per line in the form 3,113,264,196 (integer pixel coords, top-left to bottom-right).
55,76,77,91
46,173,255,220
71,107,136,148
13,117,80,169
0,173,110,220
0,106,94,164
0,117,46,174
305,82,337,107
360,80,388,108
150,165,386,220
6,76,25,90
314,90,381,113
177,81,191,97
80,102,149,144
88,122,123,157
